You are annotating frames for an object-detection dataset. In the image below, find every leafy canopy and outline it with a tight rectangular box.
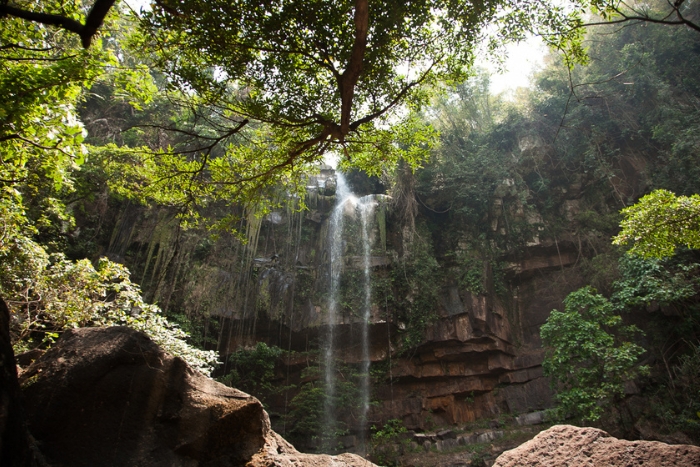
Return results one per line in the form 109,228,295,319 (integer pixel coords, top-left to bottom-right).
613,189,700,259
118,0,582,207
0,5,218,373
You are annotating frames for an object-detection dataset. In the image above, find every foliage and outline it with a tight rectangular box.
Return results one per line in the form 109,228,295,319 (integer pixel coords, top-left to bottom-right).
63,0,586,220
663,344,700,437
460,257,487,296
0,202,218,373
287,381,327,443
219,342,283,399
579,0,700,33
606,253,700,439
0,0,119,48
417,73,514,231
391,221,442,351
612,254,700,308
285,362,365,452
614,189,700,259
1,7,103,239
541,286,648,422
369,418,408,467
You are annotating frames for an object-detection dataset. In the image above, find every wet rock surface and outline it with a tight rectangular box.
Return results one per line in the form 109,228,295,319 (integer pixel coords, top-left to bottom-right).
20,326,375,467
492,424,700,467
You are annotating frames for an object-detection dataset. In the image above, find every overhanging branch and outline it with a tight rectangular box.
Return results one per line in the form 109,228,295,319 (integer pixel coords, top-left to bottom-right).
0,0,117,48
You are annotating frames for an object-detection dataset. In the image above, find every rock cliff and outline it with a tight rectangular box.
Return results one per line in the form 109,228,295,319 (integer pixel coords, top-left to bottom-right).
92,139,650,447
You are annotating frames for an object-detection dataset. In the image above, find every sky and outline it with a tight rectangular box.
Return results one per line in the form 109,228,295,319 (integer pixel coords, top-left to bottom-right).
483,36,548,95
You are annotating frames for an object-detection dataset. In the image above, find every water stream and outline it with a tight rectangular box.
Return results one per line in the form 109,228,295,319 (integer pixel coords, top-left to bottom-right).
324,171,382,454
323,173,355,443
357,195,378,454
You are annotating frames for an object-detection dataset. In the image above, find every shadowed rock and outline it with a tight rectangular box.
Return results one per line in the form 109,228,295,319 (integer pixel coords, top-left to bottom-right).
0,297,40,466
20,326,375,467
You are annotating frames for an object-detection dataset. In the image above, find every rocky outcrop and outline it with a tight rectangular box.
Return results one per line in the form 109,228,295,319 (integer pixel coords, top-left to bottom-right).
19,326,375,467
249,431,376,467
492,425,700,467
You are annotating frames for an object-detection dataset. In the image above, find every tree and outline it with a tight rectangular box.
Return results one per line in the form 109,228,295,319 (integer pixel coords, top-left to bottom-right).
0,7,218,374
540,286,647,422
116,0,581,204
1,0,587,217
0,0,117,48
580,0,700,33
613,189,700,259
0,1,159,232
219,342,284,403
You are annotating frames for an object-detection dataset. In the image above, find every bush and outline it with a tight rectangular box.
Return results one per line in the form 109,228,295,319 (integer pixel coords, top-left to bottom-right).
219,342,283,398
541,286,647,422
369,419,408,466
0,214,219,374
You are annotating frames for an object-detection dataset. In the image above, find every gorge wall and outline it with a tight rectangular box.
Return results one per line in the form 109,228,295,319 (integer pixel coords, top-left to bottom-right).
81,132,649,453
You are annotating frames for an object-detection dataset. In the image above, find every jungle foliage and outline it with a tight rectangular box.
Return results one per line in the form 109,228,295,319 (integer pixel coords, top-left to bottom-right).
614,189,700,258
540,285,648,423
0,2,218,372
2,0,700,446
542,253,700,438
409,6,700,440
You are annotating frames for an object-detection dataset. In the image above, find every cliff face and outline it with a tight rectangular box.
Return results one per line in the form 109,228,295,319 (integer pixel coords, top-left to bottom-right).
91,138,648,450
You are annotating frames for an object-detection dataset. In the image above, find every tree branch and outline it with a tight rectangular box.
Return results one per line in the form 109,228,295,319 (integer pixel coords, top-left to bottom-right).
0,0,117,48
337,0,369,138
350,60,438,130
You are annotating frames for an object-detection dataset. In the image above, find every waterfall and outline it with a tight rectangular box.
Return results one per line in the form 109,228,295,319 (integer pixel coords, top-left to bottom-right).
357,195,377,454
323,172,354,444
324,172,385,454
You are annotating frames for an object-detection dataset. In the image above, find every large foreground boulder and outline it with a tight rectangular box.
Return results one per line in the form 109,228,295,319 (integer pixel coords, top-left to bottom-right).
19,327,374,467
493,424,700,467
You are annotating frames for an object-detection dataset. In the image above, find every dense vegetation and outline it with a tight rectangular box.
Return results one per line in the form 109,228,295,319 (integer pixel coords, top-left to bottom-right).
415,14,700,440
2,0,700,451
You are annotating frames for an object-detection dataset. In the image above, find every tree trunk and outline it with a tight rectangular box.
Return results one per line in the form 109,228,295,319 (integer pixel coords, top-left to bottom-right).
0,297,39,466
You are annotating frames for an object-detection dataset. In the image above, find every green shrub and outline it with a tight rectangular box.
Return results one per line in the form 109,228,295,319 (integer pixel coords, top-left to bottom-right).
0,208,219,374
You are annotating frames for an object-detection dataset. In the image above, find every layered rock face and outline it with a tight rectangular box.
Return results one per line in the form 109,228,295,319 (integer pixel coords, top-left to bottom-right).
19,326,375,467
100,155,637,440
493,425,700,467
102,181,574,438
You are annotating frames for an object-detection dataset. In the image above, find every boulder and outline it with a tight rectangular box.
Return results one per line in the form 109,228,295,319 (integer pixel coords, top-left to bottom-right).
493,425,700,467
249,431,375,467
20,326,374,467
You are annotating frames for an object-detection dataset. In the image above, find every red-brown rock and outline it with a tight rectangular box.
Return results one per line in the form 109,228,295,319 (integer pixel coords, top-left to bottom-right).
493,424,700,467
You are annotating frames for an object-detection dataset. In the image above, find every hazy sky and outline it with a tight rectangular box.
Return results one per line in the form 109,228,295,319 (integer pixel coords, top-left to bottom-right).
484,36,547,95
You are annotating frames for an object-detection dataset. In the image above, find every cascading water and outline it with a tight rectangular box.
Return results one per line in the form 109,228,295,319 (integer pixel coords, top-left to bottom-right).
323,172,355,444
324,170,386,454
357,195,378,454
